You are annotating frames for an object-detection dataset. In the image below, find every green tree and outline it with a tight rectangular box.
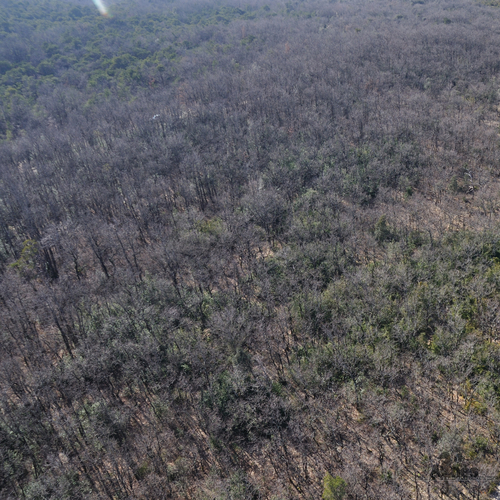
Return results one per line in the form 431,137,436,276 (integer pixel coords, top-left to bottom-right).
322,473,346,500
374,215,393,243
9,239,39,278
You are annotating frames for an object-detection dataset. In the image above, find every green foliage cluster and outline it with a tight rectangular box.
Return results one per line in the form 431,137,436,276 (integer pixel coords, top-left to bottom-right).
0,0,272,131
322,473,347,500
9,238,39,278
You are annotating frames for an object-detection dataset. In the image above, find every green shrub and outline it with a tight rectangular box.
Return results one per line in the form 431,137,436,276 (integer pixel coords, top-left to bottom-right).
322,473,347,500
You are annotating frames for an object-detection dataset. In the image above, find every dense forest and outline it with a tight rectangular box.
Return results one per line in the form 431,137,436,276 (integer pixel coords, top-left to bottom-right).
4,0,500,498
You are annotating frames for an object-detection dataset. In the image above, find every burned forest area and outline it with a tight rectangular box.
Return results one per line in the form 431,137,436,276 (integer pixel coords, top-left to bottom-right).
5,0,500,498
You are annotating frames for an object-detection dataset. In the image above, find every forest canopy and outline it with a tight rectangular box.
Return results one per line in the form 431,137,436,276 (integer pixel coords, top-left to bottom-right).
3,0,500,498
